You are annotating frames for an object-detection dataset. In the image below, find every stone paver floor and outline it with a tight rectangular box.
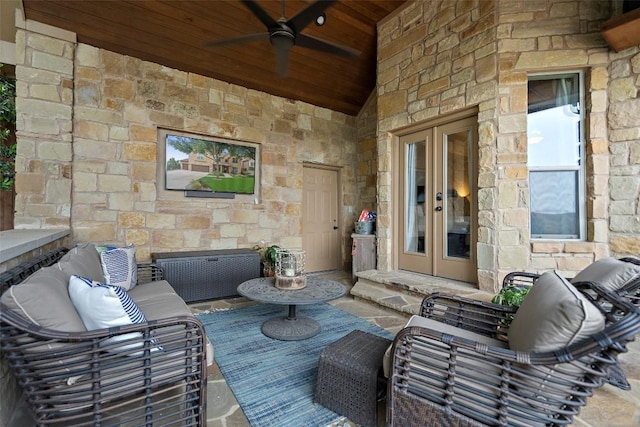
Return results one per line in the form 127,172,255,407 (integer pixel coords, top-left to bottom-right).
8,270,637,426
190,271,640,427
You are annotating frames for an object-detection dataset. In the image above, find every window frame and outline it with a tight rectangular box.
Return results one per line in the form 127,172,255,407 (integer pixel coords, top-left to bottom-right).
527,71,586,240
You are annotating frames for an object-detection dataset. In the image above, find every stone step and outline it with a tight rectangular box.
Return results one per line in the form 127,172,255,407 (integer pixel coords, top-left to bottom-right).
351,278,424,316
350,269,495,317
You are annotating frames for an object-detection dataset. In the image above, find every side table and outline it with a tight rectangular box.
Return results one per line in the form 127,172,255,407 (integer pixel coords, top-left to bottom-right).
314,329,392,427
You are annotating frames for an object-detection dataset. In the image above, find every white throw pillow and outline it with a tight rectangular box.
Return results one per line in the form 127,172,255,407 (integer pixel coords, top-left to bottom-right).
68,275,159,354
96,244,138,290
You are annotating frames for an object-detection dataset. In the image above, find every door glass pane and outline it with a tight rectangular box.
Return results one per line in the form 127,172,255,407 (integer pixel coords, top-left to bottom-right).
530,170,579,238
445,130,470,259
405,141,425,253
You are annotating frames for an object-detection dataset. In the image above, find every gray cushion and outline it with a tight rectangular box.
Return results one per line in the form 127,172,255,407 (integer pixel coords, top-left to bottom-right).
127,280,181,303
0,266,89,385
56,243,105,283
508,270,607,412
572,257,640,292
132,285,193,320
509,270,605,353
0,266,86,332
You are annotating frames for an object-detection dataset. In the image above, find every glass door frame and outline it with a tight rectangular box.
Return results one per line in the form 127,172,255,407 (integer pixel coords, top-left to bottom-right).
392,107,479,283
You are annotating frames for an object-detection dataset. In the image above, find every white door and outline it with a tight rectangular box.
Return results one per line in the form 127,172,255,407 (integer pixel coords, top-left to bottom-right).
303,166,341,272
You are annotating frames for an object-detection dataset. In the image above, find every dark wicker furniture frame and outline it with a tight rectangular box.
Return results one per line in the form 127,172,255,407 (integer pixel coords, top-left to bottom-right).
503,257,640,306
0,247,207,426
315,330,391,427
386,283,640,427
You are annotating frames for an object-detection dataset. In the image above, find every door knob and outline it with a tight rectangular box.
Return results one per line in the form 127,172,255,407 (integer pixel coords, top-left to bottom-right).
435,206,443,212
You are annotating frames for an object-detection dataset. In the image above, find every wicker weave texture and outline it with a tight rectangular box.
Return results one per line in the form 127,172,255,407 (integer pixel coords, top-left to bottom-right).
315,330,391,427
0,247,69,293
153,249,260,302
0,247,208,426
387,286,640,427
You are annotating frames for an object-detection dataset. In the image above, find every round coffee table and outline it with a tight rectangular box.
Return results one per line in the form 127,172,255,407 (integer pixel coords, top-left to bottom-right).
237,277,346,340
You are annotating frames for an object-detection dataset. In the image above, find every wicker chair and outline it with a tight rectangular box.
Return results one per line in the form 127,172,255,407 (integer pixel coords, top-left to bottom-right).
386,273,640,427
503,256,640,391
0,247,207,427
503,256,640,305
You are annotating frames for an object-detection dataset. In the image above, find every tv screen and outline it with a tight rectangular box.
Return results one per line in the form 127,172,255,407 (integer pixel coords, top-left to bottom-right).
164,132,257,195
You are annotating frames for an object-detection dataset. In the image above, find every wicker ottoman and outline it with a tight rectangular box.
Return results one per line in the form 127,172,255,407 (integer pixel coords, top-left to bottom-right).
314,330,392,427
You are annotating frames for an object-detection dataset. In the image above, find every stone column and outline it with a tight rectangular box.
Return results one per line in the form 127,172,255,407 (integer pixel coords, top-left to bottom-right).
13,18,76,229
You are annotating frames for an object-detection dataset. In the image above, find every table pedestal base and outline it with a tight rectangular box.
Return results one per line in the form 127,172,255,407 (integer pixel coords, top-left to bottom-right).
261,304,321,340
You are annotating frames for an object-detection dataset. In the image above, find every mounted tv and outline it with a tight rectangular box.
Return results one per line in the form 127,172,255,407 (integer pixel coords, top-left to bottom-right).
161,130,258,197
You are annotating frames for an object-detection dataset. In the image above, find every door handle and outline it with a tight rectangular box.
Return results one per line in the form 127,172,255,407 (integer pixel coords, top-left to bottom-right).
333,226,338,230
436,192,443,201
435,206,443,212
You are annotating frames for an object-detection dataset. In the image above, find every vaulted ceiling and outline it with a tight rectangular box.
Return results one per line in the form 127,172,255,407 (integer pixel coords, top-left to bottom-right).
22,0,407,116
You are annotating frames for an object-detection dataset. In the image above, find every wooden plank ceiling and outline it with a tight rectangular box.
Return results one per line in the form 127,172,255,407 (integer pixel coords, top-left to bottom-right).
23,0,407,116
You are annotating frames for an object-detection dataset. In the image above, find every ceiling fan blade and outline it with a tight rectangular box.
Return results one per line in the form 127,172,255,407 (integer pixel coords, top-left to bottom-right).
204,32,270,48
296,33,360,58
274,45,290,77
240,0,278,28
287,0,337,33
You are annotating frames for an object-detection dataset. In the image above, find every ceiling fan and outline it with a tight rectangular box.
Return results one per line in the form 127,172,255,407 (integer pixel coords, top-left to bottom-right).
204,0,360,77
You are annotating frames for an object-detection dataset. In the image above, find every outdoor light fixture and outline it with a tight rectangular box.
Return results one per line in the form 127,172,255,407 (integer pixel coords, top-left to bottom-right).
315,13,326,26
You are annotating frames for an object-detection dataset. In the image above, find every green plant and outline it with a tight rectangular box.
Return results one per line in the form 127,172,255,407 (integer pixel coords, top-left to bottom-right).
491,285,531,308
0,64,16,191
252,243,281,274
492,285,531,324
263,245,280,270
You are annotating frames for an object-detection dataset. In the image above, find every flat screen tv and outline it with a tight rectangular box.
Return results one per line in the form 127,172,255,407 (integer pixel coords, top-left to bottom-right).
162,130,258,196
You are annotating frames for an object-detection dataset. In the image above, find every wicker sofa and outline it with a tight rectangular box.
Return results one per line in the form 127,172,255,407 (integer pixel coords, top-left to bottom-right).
385,267,640,427
0,244,209,426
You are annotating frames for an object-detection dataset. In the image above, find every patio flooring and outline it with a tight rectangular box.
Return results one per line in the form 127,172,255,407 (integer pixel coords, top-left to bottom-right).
6,270,637,426
190,270,640,427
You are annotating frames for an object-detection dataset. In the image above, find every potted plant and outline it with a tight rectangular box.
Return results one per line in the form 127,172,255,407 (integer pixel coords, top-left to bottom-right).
491,285,531,323
263,244,280,276
252,243,280,277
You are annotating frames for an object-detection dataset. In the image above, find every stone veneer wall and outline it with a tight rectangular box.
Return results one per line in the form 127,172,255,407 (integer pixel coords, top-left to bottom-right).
355,92,378,215
377,0,639,292
13,27,359,265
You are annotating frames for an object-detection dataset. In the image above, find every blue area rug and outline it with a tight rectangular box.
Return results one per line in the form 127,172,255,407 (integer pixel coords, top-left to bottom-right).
197,303,394,427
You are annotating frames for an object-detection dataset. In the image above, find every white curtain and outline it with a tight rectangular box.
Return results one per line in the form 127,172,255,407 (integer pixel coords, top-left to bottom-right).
406,144,417,252
554,76,578,109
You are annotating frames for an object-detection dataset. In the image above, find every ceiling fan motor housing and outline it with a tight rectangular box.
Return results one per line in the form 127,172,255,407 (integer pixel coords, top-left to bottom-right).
271,23,296,49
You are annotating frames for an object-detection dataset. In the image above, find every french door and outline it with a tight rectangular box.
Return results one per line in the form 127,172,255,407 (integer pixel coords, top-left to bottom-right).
397,115,477,283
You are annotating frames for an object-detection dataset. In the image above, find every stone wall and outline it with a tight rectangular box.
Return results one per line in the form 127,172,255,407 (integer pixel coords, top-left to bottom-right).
14,26,75,229
11,1,640,290
377,0,638,292
355,92,378,215
13,26,359,265
376,0,500,284
607,49,640,257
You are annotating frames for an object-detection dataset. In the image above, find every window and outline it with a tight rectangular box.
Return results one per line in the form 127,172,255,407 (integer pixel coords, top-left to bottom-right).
527,72,585,239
